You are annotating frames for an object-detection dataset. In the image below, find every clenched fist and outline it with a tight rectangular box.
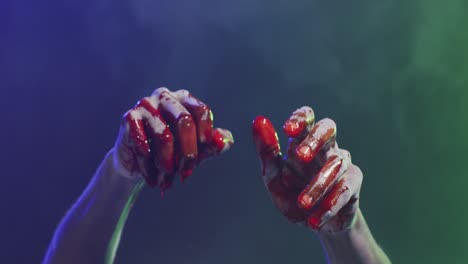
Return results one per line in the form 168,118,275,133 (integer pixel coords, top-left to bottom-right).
253,107,362,233
112,87,234,191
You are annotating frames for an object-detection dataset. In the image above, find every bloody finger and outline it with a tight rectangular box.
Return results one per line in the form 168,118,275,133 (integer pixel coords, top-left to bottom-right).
295,118,336,163
297,155,347,210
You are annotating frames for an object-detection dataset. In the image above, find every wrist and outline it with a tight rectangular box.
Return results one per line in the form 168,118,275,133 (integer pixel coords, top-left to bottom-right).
105,148,143,186
316,209,385,264
93,150,146,264
92,149,145,196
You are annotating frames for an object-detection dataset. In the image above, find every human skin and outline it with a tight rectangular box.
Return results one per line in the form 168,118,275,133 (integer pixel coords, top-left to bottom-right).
43,88,390,264
43,88,234,264
252,107,391,263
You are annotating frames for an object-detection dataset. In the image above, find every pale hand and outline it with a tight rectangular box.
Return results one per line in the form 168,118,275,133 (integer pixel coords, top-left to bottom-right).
252,107,362,233
113,87,234,191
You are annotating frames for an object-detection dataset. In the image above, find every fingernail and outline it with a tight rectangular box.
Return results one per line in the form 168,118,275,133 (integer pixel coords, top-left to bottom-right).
159,177,173,192
181,155,196,177
298,194,313,210
212,129,225,152
283,120,299,137
296,145,312,162
252,116,277,147
181,169,193,181
308,216,321,230
212,129,233,153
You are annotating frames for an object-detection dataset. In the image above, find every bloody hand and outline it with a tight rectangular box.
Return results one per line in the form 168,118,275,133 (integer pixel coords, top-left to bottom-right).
252,107,362,233
113,87,234,191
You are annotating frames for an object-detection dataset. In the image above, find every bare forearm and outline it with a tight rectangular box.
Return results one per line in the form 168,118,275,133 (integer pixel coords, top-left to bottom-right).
318,209,390,264
43,149,143,264
43,88,234,264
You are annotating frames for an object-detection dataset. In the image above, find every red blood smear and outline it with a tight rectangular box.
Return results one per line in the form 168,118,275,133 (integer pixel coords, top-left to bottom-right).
184,103,213,143
177,114,197,150
252,116,279,153
308,215,321,230
298,194,311,210
328,185,349,210
137,98,160,116
204,129,214,145
318,184,350,230
307,182,350,231
148,126,175,174
283,119,305,137
281,171,307,190
252,116,281,175
296,145,313,162
267,177,308,223
298,156,342,210
181,169,193,181
212,129,226,153
295,124,335,163
127,117,150,156
138,98,178,173
160,157,175,174
176,114,197,177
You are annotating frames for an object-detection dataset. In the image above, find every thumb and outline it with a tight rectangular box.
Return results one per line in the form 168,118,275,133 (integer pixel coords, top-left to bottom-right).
252,116,283,180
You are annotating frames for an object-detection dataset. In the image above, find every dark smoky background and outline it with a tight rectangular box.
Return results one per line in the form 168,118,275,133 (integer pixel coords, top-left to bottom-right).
1,0,467,263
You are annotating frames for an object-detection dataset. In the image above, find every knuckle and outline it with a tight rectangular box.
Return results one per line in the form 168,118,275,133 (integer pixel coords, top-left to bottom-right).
291,106,315,122
121,109,135,124
176,89,190,96
196,105,212,122
148,95,160,107
137,97,152,107
179,112,195,124
320,118,336,129
339,149,352,161
198,104,211,115
349,164,363,181
331,189,353,211
328,205,341,217
147,116,167,136
152,87,170,96
300,106,315,115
